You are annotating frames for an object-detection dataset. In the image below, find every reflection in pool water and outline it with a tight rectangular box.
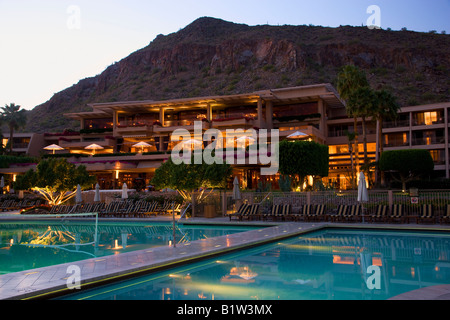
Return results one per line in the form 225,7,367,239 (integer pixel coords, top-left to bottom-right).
61,229,450,300
0,221,256,274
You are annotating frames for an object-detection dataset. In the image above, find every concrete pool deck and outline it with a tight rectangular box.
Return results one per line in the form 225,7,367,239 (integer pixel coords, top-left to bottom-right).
0,215,450,300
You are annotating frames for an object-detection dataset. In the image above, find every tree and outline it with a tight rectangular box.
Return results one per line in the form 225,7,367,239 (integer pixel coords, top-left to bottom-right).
337,65,370,171
372,89,400,185
14,158,96,205
151,156,232,202
347,86,376,165
379,149,434,191
1,103,27,153
278,140,329,191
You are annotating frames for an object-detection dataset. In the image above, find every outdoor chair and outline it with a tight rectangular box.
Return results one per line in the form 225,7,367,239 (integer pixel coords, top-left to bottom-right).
140,201,159,217
440,205,450,224
229,203,249,221
241,204,260,221
330,205,348,222
288,206,304,221
265,204,291,221
387,204,405,223
370,205,389,223
304,204,326,222
417,204,436,224
345,205,362,222
300,204,314,221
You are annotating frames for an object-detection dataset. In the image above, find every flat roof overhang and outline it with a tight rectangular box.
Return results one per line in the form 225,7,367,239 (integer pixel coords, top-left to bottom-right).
63,84,345,119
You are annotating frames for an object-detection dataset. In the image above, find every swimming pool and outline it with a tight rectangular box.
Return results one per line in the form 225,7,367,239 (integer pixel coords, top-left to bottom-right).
0,220,257,275
60,228,450,300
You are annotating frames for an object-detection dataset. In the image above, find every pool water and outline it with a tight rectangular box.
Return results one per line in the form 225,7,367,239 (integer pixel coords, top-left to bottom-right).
0,220,256,275
61,229,450,300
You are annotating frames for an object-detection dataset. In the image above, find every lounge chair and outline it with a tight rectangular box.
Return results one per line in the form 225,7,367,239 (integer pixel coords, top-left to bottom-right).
287,206,303,221
387,204,405,223
265,204,292,221
344,205,362,222
304,204,326,222
241,204,260,221
417,204,436,224
229,203,249,221
440,205,450,224
370,205,389,223
330,205,348,222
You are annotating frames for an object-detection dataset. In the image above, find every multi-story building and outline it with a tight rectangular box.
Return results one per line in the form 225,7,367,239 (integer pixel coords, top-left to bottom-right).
1,84,447,191
382,102,450,179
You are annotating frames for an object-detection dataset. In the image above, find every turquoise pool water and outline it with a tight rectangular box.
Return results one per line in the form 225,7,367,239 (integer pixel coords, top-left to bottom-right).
0,220,256,275
61,228,450,300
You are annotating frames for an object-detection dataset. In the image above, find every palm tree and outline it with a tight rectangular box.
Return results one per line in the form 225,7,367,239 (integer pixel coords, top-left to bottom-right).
372,90,400,185
348,86,376,165
337,65,370,173
1,103,27,153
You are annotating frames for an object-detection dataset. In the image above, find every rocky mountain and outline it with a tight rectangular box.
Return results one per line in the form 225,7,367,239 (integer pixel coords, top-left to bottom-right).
25,17,450,133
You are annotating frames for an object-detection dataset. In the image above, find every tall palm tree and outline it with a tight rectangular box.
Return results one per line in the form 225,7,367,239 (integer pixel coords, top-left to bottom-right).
348,86,376,165
372,90,400,185
337,65,370,177
1,103,27,153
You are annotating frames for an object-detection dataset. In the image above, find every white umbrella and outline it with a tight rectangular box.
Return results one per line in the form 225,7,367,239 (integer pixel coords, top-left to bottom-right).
94,183,100,202
132,141,152,153
44,144,64,154
75,184,82,203
182,139,202,150
287,131,309,139
232,176,241,200
85,143,104,155
358,172,369,202
121,183,128,199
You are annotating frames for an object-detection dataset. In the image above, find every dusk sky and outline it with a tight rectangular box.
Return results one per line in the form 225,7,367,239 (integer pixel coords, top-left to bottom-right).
1,0,449,110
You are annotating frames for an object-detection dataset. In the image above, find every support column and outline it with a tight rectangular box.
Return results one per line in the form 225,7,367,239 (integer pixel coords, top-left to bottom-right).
160,107,165,126
257,98,264,128
265,101,273,129
112,111,118,129
318,100,327,137
159,136,164,152
206,103,212,122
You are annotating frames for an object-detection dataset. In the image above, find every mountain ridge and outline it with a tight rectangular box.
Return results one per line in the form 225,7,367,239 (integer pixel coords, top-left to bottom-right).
24,17,450,133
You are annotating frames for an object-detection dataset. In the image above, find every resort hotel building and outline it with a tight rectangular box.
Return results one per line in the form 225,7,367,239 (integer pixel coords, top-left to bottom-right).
1,83,449,191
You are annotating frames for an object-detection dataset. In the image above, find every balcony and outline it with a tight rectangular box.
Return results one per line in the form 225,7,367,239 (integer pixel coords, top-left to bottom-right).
411,136,445,146
153,120,210,133
115,122,153,136
211,116,254,128
58,137,116,149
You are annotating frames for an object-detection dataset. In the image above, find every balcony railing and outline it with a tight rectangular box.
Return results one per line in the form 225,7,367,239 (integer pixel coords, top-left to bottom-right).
383,120,410,128
411,136,445,146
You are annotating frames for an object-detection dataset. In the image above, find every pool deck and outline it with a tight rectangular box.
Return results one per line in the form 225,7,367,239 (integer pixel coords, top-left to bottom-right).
1,213,450,300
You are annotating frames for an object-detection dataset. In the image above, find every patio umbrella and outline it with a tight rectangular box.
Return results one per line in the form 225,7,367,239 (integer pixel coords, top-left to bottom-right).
236,135,256,148
44,144,64,154
358,171,369,202
287,131,309,139
121,183,128,199
94,183,100,202
132,141,152,153
232,176,241,200
182,139,202,149
85,144,104,155
75,184,82,203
